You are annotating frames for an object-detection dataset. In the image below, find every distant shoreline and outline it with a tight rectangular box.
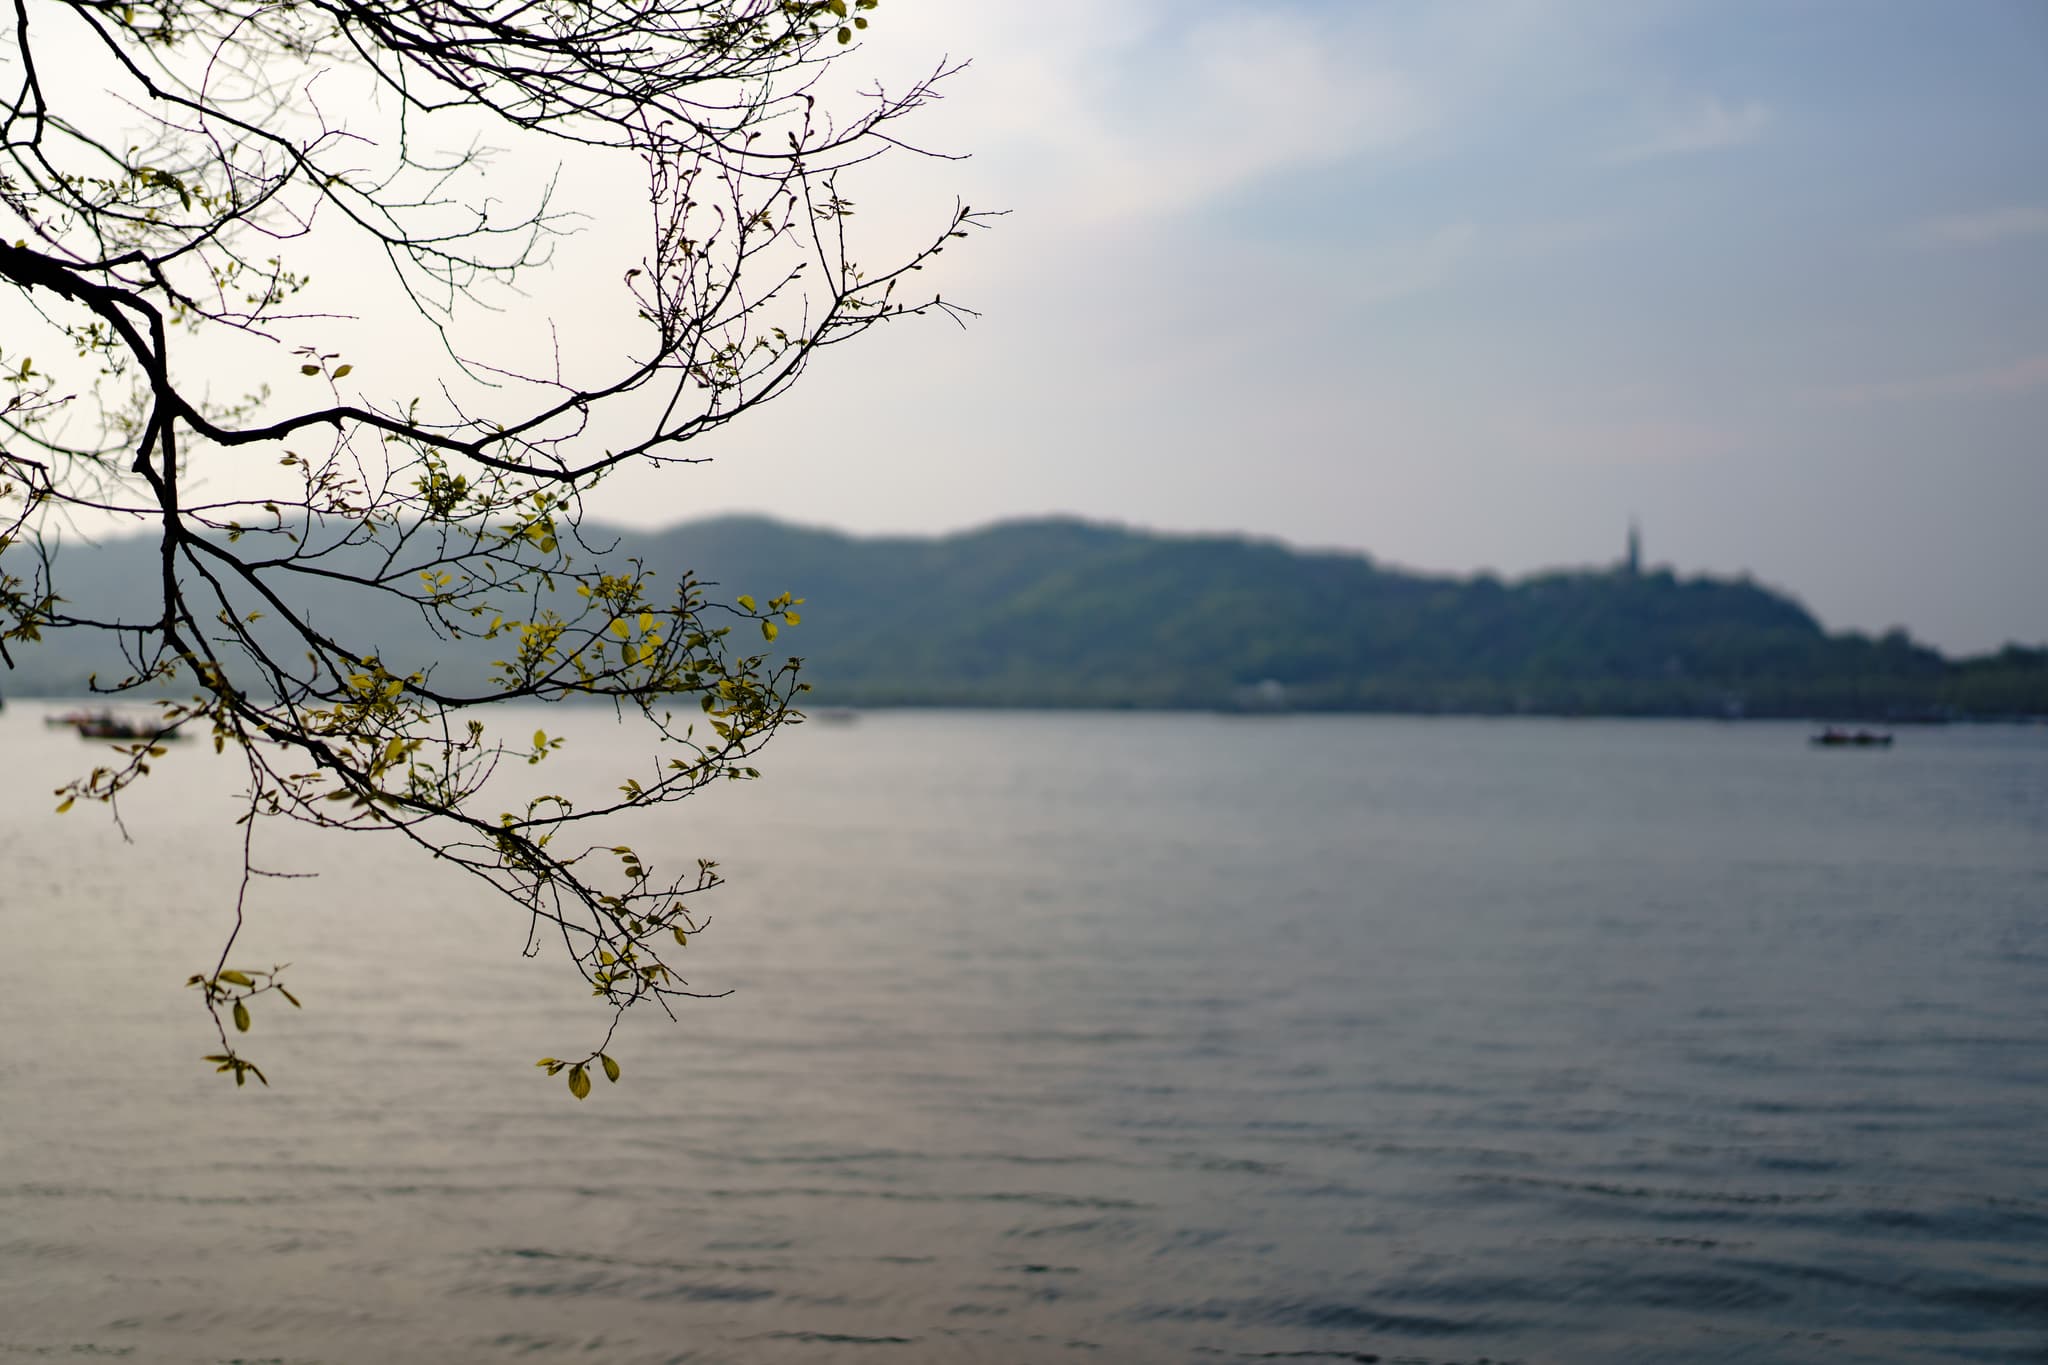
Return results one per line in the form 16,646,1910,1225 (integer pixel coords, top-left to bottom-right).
9,692,2043,727
7,515,2045,719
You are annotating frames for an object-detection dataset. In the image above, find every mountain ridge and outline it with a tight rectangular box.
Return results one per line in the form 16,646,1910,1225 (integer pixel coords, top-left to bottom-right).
4,514,2044,718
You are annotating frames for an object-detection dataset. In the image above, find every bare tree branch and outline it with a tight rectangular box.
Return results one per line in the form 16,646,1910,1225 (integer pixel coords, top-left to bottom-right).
0,0,988,1095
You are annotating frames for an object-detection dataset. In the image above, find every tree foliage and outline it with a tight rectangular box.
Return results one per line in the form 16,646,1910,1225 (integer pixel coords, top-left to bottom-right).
0,0,983,1092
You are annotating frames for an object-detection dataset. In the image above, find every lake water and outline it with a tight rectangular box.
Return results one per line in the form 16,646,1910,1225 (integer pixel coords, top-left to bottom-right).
1,707,2045,1364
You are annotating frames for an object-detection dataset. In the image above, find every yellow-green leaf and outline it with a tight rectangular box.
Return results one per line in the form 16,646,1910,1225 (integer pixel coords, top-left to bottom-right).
761,619,779,642
533,729,547,748
299,364,320,375
568,1065,591,1100
219,970,254,987
673,927,688,946
601,1053,621,1083
332,363,353,378
736,594,757,612
232,1001,250,1033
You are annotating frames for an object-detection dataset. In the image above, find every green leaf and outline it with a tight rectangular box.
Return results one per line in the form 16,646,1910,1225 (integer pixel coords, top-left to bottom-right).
279,987,301,1008
232,1001,250,1033
219,970,254,987
332,363,353,378
300,364,320,375
673,927,688,946
601,1053,621,1083
568,1065,591,1100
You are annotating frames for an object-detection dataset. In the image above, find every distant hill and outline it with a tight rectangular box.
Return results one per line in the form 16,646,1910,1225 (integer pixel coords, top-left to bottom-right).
5,515,2046,719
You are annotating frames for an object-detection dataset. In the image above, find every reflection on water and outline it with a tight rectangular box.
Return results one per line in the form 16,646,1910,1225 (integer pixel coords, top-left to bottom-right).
2,708,2045,1363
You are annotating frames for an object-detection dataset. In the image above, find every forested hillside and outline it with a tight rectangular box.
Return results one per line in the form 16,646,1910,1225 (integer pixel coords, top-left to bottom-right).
7,516,2045,718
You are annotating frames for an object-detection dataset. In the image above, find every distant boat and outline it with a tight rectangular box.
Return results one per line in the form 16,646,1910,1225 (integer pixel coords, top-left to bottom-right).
66,710,185,742
1810,728,1893,748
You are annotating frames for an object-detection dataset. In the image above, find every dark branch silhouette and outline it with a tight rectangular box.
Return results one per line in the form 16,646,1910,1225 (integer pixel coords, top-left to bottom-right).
0,0,988,1092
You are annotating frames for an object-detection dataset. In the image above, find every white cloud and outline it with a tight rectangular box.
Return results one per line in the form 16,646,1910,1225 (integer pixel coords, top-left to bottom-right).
1607,98,1771,164
1903,204,2048,248
873,2,1432,229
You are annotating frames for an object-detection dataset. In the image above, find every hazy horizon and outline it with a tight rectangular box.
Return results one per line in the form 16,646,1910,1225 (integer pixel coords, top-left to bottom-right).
624,505,2048,656
558,1,2048,659
45,505,2043,659
17,2,2045,657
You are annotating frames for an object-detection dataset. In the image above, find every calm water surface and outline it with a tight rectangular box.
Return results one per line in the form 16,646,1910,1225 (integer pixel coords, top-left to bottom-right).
2,708,2045,1363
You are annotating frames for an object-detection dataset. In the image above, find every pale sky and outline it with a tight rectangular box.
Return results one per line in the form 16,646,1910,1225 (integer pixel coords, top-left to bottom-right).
20,2,2045,655
573,0,2048,655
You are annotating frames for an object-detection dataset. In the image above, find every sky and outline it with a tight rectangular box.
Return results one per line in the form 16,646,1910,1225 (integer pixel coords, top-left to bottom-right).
17,2,2045,654
564,0,2048,655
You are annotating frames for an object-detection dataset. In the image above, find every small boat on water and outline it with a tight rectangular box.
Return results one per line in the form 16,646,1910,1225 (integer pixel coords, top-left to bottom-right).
63,710,185,742
1810,728,1893,748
